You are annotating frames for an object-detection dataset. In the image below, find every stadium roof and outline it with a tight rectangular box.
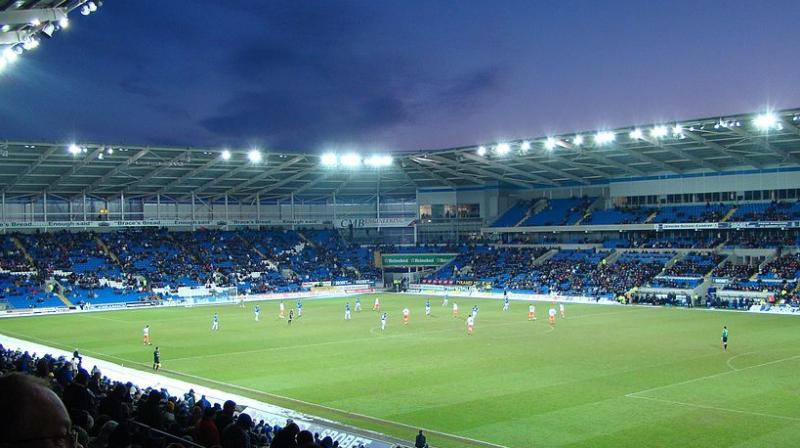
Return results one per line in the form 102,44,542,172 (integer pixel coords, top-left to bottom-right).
0,1,97,50
2,108,800,201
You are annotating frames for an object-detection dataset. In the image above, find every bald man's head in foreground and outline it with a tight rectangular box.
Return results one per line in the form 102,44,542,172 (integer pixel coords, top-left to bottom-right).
0,373,75,448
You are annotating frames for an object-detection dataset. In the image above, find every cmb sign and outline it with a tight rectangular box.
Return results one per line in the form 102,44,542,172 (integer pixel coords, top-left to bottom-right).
335,217,415,229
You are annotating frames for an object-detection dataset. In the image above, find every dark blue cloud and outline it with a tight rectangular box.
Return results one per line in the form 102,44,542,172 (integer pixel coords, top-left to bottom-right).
0,0,798,151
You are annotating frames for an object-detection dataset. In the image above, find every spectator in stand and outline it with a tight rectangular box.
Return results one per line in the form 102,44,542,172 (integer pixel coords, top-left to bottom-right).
0,373,75,448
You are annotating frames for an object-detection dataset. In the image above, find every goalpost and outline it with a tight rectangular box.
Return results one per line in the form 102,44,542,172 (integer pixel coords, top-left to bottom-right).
182,286,239,308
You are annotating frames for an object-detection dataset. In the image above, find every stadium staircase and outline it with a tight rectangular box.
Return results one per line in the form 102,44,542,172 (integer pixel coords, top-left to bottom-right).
720,207,738,222
95,236,122,265
10,236,36,267
234,234,278,270
643,210,659,223
575,197,604,225
519,198,548,226
532,248,559,265
664,252,686,272
601,249,623,265
47,279,73,307
296,231,318,249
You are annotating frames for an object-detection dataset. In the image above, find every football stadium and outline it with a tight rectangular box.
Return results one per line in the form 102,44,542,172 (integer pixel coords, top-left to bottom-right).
1,2,800,448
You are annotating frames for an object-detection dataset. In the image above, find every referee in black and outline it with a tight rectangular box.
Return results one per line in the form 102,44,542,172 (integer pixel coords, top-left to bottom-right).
153,346,161,371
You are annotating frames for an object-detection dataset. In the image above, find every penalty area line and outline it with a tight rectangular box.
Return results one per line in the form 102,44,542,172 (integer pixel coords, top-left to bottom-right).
625,353,800,397
625,394,800,422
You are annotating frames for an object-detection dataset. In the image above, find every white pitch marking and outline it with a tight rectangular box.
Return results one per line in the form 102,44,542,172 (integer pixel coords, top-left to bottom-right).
626,394,800,422
626,354,800,397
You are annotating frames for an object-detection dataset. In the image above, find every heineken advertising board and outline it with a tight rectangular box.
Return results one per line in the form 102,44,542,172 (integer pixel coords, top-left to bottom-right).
380,253,458,267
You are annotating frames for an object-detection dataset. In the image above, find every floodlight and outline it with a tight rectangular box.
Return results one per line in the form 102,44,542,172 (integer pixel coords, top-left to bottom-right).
672,124,683,136
544,137,556,150
107,148,113,154
520,141,531,152
573,135,584,145
97,152,104,160
629,128,643,139
495,143,510,155
30,19,40,26
68,144,81,155
341,152,362,168
321,152,338,167
2,47,18,63
247,149,262,163
476,146,487,156
221,149,231,161
651,125,668,138
754,113,778,131
365,154,393,167
22,39,39,50
81,5,90,15
594,131,615,145
88,1,98,12
59,18,69,29
1,25,10,32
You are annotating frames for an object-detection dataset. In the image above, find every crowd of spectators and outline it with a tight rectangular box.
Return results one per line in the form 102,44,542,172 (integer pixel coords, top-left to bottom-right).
664,252,725,277
0,345,375,448
758,252,800,280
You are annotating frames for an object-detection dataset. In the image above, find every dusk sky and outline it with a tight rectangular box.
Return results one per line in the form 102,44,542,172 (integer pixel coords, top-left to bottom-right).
1,0,799,153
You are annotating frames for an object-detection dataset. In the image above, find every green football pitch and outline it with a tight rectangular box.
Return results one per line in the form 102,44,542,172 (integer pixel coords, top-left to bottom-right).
2,293,800,448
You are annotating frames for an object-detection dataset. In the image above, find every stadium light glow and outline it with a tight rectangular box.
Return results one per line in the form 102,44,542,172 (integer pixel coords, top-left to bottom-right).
364,154,393,168
672,124,683,136
651,125,668,138
544,137,557,150
320,152,338,167
0,58,6,73
594,131,615,145
247,149,262,163
68,144,81,156
629,128,643,140
30,19,40,27
221,149,231,161
1,25,10,32
754,112,779,131
573,135,584,145
22,39,39,50
341,152,362,168
2,47,18,63
59,18,69,29
476,146,487,156
520,141,531,152
495,143,510,155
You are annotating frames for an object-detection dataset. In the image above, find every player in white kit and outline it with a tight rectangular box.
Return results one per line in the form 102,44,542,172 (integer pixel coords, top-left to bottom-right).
211,313,220,331
452,302,459,317
548,307,557,326
373,297,381,311
559,302,565,318
466,314,475,335
254,305,260,321
442,291,449,307
345,303,351,320
425,300,431,317
355,298,362,312
279,301,285,319
528,304,536,320
380,312,388,331
503,295,509,311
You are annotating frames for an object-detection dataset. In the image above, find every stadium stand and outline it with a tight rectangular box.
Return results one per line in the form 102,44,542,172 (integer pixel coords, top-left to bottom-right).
0,345,324,448
520,197,594,226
